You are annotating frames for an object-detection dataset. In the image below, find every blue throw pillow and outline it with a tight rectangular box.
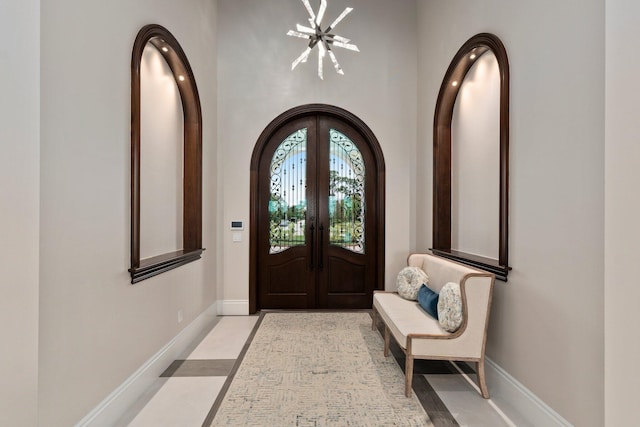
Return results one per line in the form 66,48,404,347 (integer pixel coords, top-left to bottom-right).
417,284,439,320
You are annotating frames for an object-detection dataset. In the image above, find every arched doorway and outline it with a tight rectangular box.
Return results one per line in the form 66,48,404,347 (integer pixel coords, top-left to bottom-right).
249,105,385,312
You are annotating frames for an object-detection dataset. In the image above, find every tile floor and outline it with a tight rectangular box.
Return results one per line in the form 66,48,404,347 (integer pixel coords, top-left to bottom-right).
117,314,517,427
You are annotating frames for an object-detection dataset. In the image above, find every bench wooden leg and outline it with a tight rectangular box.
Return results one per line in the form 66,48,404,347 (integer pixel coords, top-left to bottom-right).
371,307,377,331
405,355,414,397
477,359,489,398
383,325,390,357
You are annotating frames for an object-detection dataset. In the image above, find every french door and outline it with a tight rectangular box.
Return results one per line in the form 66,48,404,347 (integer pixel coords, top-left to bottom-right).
255,111,381,310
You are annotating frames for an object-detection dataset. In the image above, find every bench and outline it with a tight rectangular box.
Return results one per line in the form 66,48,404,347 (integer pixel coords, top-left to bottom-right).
372,253,495,398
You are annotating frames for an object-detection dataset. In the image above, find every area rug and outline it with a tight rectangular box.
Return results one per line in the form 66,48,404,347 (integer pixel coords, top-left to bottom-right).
205,312,433,426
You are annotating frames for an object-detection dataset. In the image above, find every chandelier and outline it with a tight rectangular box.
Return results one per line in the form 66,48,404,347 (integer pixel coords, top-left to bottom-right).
286,0,360,79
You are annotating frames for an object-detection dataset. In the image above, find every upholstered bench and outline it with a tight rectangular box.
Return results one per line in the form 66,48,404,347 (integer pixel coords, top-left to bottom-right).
372,253,495,398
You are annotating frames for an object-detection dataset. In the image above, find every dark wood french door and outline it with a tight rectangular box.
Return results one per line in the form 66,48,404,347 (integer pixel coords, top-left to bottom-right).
255,111,380,309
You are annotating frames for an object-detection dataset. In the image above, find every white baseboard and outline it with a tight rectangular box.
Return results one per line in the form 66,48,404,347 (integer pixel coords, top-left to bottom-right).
484,357,573,427
75,303,218,427
217,299,249,315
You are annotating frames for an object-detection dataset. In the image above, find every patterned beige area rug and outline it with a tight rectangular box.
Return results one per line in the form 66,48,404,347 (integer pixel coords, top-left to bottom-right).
207,312,433,427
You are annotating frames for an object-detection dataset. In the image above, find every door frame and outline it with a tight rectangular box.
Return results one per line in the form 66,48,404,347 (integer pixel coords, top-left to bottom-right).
249,104,385,313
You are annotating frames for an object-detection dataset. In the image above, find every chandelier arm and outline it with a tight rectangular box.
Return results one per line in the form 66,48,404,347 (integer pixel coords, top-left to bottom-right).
326,7,353,32
327,48,344,75
329,34,351,44
296,24,316,35
287,30,312,40
292,47,312,70
316,0,328,26
301,0,317,26
318,44,324,79
332,40,360,52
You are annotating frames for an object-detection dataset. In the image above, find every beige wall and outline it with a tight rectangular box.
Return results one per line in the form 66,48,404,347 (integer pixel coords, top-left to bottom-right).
139,45,184,259
416,1,605,425
0,1,40,426
451,52,501,258
216,0,418,306
38,0,218,425
605,0,640,425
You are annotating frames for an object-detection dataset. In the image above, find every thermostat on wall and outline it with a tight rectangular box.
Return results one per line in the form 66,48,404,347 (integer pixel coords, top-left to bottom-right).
230,221,243,230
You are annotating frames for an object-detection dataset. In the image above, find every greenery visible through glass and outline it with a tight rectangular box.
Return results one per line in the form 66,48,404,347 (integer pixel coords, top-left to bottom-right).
329,129,365,254
268,128,365,255
269,129,307,254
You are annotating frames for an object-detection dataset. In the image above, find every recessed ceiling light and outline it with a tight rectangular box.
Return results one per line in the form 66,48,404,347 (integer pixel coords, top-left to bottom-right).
470,53,477,60
178,75,185,82
162,47,169,53
452,81,458,87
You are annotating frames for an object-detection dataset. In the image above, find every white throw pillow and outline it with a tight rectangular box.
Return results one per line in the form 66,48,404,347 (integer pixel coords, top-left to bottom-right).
437,282,463,332
396,266,429,300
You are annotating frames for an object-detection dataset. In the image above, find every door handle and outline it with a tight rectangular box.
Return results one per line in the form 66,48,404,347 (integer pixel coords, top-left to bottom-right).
319,224,324,270
309,223,315,271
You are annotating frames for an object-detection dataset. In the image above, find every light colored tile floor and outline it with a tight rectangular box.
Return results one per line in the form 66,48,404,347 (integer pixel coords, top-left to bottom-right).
121,314,515,427
187,316,259,360
127,377,227,427
118,316,258,427
426,370,515,427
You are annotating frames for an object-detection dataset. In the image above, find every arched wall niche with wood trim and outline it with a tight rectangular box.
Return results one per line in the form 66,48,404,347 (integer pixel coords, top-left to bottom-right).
129,24,204,284
431,33,511,281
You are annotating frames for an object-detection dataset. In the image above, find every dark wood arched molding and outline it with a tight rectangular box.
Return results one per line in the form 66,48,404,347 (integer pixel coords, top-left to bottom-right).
432,33,511,281
249,104,386,313
129,24,204,283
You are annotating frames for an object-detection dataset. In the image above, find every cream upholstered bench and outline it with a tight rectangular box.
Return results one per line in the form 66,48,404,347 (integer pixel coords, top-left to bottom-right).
372,253,495,398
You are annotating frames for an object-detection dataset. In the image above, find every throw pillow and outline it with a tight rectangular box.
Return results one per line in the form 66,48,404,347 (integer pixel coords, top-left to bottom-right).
396,266,429,300
417,284,439,319
437,282,463,332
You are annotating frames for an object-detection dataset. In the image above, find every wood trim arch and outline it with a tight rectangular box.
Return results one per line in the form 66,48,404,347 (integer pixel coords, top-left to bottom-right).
432,33,510,281
129,24,204,283
249,104,386,313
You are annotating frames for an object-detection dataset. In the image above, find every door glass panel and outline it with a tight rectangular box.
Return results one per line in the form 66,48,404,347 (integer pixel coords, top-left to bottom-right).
329,129,365,254
269,128,307,254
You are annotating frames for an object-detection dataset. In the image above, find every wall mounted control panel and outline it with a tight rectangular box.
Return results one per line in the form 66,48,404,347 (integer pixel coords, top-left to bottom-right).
231,221,243,242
